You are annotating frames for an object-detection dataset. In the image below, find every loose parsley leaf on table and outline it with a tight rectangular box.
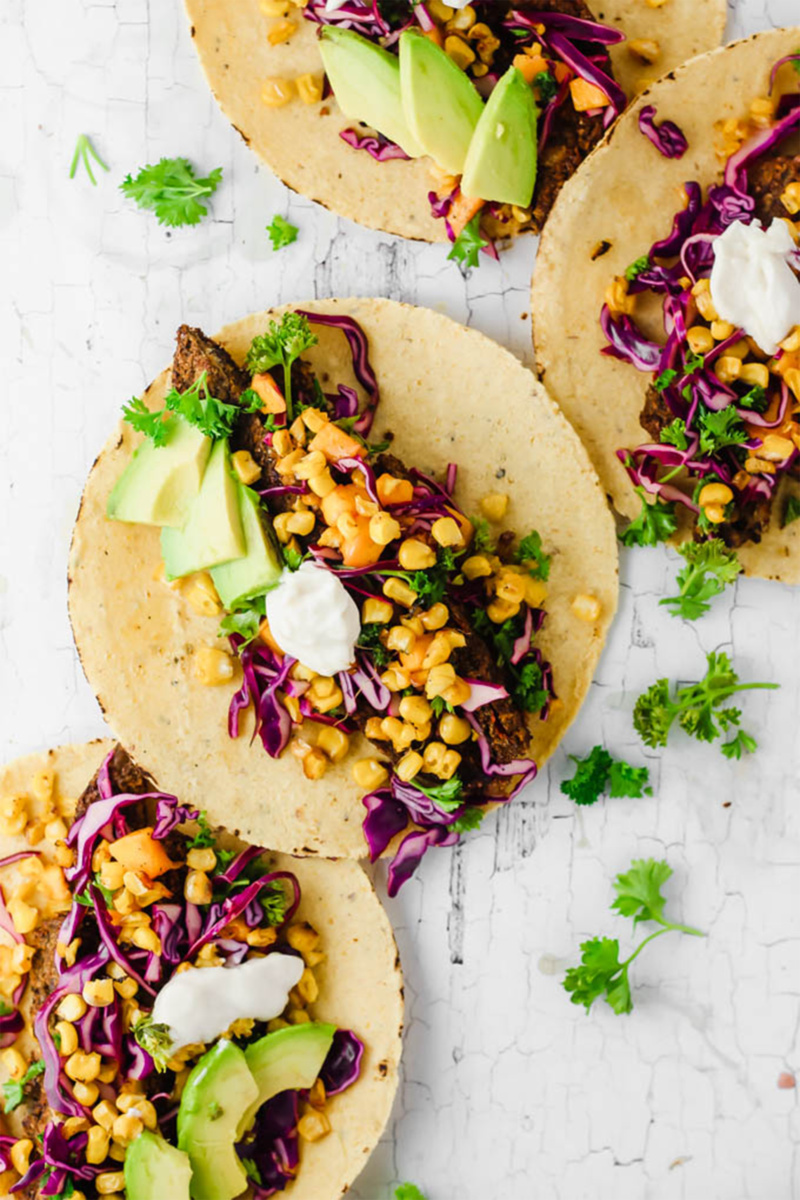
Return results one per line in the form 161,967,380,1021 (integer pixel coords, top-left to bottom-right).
561,746,651,806
660,539,742,620
3,1060,45,1113
562,858,703,1014
121,158,223,227
266,214,298,250
246,313,318,422
448,214,488,271
633,650,777,753
619,486,678,548
395,1186,428,1200
69,133,108,186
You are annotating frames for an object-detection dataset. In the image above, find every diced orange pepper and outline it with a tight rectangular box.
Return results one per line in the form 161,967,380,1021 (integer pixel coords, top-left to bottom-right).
448,191,485,237
308,422,364,463
109,829,178,879
569,77,610,112
774,350,800,378
399,633,434,673
423,25,444,47
513,53,547,85
340,517,383,568
251,372,286,414
553,62,571,84
320,483,368,528
376,474,414,506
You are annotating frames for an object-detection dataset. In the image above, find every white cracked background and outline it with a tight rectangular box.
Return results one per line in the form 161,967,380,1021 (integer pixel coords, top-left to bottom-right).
2,0,800,1197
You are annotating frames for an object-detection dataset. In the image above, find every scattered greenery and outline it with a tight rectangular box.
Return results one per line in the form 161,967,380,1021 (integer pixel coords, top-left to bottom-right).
449,807,484,835
619,486,678,548
783,495,800,528
266,214,298,250
123,371,262,446
660,539,742,620
534,70,558,105
121,157,223,226
471,609,548,715
2,1059,44,1113
654,368,678,393
246,313,318,422
187,811,216,850
737,384,768,412
395,1186,428,1200
697,407,748,457
357,623,390,667
411,775,464,811
69,133,108,186
633,650,777,754
625,255,650,282
448,215,488,270
219,596,268,646
561,746,651,807
563,859,703,1014
659,418,688,450
132,1015,174,1072
514,529,550,581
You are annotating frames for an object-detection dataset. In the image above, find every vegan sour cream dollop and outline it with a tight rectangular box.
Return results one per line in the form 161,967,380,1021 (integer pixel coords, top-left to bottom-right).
266,560,361,676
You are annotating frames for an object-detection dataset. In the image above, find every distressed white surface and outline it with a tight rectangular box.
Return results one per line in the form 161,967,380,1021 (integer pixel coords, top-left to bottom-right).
2,0,800,1197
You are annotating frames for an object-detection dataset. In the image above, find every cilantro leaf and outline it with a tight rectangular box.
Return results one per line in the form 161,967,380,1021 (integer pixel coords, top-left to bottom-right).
0,1000,11,1016
449,806,484,834
561,746,650,805
512,659,548,715
357,623,390,667
471,608,547,713
654,368,678,393
123,372,261,445
660,539,742,620
219,598,267,646
121,396,171,447
187,811,215,849
563,937,632,1014
266,214,298,250
395,1187,428,1200
69,133,108,186
619,486,678,548
633,651,777,752
470,517,495,554
411,775,465,812
698,406,748,456
3,1060,45,1113
534,70,558,105
246,313,318,422
448,214,487,271
783,495,800,528
514,529,550,580
737,384,768,412
260,880,290,926
625,255,650,282
660,418,688,450
121,158,223,227
132,1015,173,1071
282,544,306,571
612,858,672,925
720,728,758,759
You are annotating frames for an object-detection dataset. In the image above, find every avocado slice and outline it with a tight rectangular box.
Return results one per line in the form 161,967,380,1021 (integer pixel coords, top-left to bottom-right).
399,29,483,175
161,438,245,579
210,485,283,610
124,1130,192,1200
107,415,212,529
319,26,425,159
460,66,538,208
177,1039,259,1200
238,1022,337,1136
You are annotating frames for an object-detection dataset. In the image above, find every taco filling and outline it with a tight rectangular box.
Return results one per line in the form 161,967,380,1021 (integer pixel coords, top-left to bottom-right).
279,0,626,259
106,312,556,893
0,746,364,1198
603,56,800,547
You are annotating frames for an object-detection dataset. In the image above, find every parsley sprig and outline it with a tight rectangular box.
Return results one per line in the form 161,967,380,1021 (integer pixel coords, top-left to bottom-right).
448,214,488,270
563,859,703,1014
123,372,262,447
633,651,777,754
395,1187,428,1200
245,313,318,422
514,529,550,580
660,539,742,620
619,486,678,548
3,1060,45,1113
121,158,223,227
561,746,651,806
266,214,298,250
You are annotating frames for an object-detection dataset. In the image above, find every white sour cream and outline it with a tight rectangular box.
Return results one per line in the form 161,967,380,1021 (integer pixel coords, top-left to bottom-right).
709,219,800,355
151,953,304,1051
266,560,361,676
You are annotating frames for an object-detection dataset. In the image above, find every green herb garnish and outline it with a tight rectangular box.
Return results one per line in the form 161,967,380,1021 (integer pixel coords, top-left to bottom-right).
123,371,262,446
448,214,488,271
266,214,298,250
514,529,550,580
625,255,650,282
783,495,800,528
561,746,651,806
619,486,678,548
698,406,748,456
69,134,108,186
246,313,318,422
660,539,742,620
357,624,390,667
3,1060,45,1113
121,158,222,227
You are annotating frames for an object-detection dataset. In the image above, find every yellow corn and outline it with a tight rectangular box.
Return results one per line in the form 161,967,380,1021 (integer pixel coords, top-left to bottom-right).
431,516,463,548
694,290,719,323
420,602,449,630
302,748,328,780
45,816,68,842
55,1020,79,1056
710,320,735,341
131,926,161,955
261,0,289,12
462,554,492,580
479,492,508,522
399,695,433,727
231,450,262,485
114,978,138,1000
369,512,402,546
758,434,794,462
92,1100,119,1132
571,593,601,623
487,597,520,624
780,326,800,353
84,1125,110,1166
99,860,126,891
447,4,476,29
272,429,293,457
386,624,416,654
286,510,316,536
628,37,661,63
294,450,327,481
444,34,475,69
297,967,319,1005
73,1081,100,1107
65,1050,102,1082
83,978,115,1008
96,1173,126,1196
8,897,38,935
422,631,454,670
62,1116,91,1139
605,277,635,317
182,572,223,617
383,578,418,608
704,503,727,524
185,871,213,906
187,846,216,872
296,73,324,105
262,77,294,106
10,1140,33,1177
1,1047,27,1081
380,667,410,693
714,356,742,384
439,713,472,745
686,326,715,355
698,482,734,507
276,448,305,477
398,538,436,571
316,725,350,763
441,678,472,708
112,1112,143,1144
495,571,527,605
194,646,236,686
362,597,393,625
364,716,386,740
58,993,88,1022
425,663,457,699
268,18,297,44
0,792,27,837
30,768,55,804
781,182,800,216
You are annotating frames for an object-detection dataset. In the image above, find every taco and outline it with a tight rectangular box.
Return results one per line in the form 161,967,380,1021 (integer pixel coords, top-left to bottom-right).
532,27,800,582
68,299,618,890
183,0,724,254
0,740,402,1199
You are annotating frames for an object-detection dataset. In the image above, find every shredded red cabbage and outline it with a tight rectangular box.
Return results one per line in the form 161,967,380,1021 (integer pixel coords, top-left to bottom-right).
320,1029,365,1094
295,310,380,434
638,105,689,159
340,127,410,161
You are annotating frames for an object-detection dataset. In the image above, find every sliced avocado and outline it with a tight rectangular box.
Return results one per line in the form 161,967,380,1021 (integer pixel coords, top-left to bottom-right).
210,485,283,610
161,438,245,579
460,66,538,207
399,29,483,175
319,26,424,159
124,1130,192,1200
238,1022,336,1136
107,415,212,529
177,1039,259,1200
